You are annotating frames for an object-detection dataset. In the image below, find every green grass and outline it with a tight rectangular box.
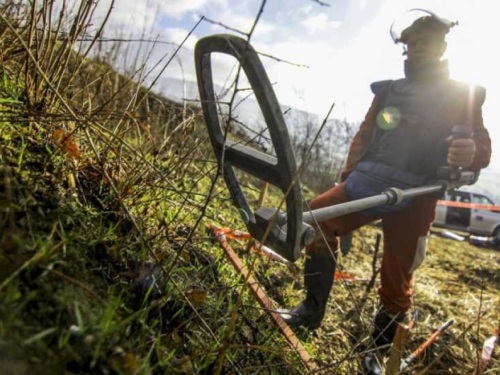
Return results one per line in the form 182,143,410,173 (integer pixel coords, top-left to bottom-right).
1,2,500,374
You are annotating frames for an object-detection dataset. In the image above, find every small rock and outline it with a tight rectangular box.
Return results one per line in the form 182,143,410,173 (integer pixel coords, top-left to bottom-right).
68,325,82,337
111,346,125,357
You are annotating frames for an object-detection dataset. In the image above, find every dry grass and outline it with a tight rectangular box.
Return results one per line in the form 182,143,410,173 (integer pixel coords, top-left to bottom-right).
1,1,499,374
271,224,500,373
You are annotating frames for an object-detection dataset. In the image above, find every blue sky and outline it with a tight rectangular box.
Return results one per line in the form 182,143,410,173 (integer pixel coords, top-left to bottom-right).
94,0,500,183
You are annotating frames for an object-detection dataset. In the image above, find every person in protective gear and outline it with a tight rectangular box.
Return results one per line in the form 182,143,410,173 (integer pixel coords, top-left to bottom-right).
281,9,491,373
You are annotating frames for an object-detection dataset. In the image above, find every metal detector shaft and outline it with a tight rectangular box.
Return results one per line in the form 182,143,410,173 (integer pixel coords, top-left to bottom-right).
301,184,444,225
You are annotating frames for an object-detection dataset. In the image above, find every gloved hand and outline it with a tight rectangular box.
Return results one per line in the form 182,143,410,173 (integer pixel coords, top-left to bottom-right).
446,137,476,167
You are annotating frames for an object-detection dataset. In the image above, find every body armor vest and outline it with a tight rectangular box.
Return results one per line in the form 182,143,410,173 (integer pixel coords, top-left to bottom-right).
362,77,485,179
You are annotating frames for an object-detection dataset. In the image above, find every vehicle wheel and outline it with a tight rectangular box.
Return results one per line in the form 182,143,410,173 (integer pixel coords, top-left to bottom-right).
493,227,500,240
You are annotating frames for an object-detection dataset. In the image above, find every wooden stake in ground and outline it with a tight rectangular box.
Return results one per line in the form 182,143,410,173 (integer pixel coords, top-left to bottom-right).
386,324,410,375
386,309,419,374
209,224,317,372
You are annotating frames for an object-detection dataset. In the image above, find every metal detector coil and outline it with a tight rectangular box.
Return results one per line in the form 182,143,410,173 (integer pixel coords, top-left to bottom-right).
195,34,311,262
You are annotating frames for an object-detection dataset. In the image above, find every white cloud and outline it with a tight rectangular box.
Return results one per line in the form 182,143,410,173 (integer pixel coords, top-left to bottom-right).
85,0,208,33
166,0,208,18
357,0,367,10
164,28,199,50
206,11,275,37
298,4,314,16
98,0,162,32
302,13,342,33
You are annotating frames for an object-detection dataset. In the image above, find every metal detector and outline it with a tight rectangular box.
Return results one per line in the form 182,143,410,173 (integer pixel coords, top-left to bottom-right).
195,34,476,263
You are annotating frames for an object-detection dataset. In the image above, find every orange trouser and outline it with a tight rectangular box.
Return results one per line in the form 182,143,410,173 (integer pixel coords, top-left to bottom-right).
306,182,438,313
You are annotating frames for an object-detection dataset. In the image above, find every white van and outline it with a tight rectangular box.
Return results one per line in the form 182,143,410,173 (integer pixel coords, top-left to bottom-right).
434,190,500,237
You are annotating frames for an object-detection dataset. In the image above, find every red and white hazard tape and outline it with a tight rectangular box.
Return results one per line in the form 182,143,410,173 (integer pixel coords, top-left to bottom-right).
437,200,500,212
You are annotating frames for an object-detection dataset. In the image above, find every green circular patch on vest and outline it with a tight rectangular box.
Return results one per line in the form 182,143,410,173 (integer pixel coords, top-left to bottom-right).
377,107,401,130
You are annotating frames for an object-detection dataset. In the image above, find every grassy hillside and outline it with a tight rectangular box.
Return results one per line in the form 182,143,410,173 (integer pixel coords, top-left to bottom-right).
0,2,305,373
1,2,500,375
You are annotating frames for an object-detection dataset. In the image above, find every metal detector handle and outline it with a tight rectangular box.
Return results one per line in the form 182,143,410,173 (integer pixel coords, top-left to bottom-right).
301,184,444,224
437,124,477,189
195,34,303,261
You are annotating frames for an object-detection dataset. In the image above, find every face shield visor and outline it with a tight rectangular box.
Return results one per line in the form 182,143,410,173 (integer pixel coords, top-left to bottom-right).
390,9,458,46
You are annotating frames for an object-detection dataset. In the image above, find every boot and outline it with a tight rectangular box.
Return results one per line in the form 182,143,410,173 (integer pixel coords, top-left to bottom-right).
281,253,336,329
362,305,407,374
